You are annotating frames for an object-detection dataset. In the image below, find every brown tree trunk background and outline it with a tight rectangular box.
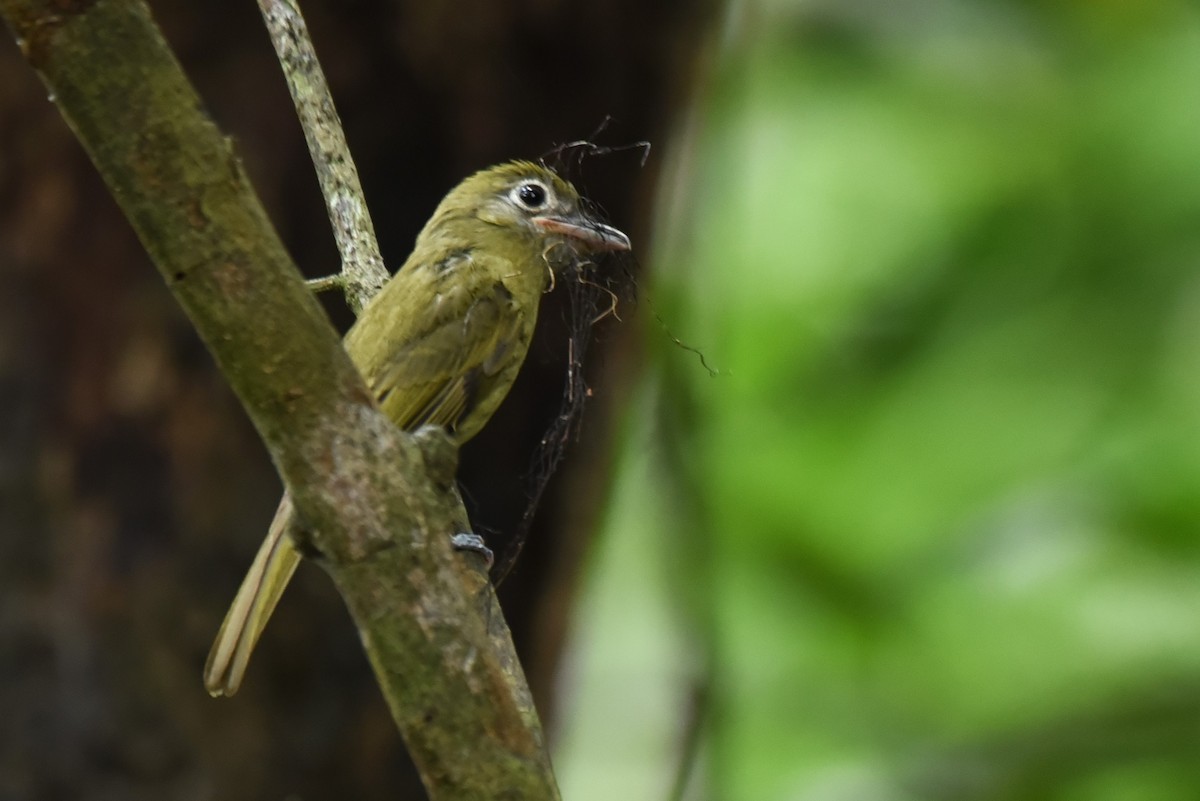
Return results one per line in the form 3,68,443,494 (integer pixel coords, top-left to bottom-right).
0,1,711,799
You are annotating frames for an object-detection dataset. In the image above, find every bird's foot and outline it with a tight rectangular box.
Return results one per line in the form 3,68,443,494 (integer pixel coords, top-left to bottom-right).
451,532,494,568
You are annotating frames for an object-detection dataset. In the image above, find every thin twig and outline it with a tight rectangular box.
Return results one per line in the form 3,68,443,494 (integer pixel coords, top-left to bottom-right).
666,679,709,801
256,0,388,314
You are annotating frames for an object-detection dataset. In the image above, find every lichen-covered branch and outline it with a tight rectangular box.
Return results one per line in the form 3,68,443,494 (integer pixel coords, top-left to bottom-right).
0,0,557,797
256,0,388,314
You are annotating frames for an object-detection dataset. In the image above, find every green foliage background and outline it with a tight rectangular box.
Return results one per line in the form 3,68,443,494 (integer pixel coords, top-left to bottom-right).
558,2,1200,799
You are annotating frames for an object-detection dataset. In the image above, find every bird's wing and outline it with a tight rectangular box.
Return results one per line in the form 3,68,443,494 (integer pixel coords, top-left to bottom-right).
361,276,524,435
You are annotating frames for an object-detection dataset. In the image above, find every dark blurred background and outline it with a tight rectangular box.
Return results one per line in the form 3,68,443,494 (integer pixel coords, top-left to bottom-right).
7,1,1200,800
0,0,707,799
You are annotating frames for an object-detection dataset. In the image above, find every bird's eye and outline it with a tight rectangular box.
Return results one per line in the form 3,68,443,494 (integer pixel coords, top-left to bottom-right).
513,181,549,210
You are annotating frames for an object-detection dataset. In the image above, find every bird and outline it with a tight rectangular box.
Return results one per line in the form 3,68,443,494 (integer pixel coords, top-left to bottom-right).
204,160,630,696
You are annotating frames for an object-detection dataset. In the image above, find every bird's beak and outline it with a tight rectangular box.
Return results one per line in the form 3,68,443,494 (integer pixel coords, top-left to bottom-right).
533,215,631,252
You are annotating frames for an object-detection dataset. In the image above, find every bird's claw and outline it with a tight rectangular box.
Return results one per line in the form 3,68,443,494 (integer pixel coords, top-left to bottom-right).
451,532,494,567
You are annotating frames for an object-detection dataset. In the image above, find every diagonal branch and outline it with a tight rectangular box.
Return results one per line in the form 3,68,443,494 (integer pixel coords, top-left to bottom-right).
0,1,558,798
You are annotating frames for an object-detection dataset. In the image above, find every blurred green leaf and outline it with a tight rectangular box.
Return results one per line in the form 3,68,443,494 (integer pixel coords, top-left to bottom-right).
562,2,1200,800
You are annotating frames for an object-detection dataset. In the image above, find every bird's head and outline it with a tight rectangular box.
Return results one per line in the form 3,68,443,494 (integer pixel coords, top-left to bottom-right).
420,161,631,262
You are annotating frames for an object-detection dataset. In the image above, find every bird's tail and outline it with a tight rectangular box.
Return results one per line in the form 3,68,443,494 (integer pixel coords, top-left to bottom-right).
204,493,302,697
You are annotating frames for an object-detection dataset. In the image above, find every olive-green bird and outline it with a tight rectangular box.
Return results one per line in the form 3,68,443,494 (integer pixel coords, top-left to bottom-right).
204,161,630,697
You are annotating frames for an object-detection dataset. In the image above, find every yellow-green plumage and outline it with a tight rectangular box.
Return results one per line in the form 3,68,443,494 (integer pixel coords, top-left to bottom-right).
204,162,629,696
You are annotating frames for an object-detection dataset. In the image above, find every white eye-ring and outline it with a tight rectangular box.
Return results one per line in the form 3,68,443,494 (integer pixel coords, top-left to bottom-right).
511,180,551,210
